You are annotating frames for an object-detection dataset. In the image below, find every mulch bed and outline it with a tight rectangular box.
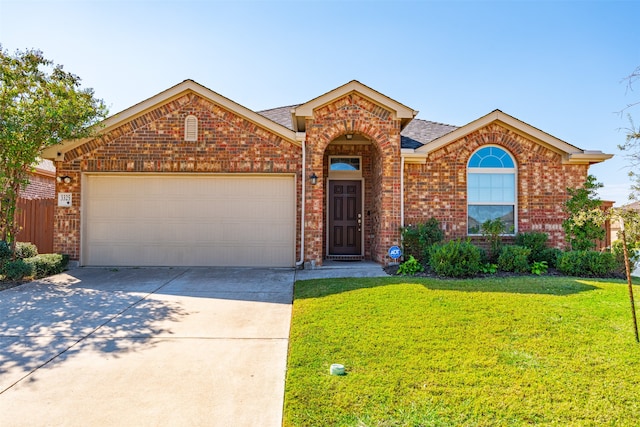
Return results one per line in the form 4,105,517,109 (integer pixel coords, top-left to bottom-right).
384,264,627,280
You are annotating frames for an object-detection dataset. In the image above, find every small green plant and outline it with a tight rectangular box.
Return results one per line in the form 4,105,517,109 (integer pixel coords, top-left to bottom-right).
481,218,507,262
429,239,482,278
480,263,498,274
397,255,424,276
401,218,444,264
497,245,531,273
531,260,549,275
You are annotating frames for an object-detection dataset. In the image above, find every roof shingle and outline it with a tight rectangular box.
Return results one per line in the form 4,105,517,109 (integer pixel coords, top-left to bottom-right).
257,105,457,148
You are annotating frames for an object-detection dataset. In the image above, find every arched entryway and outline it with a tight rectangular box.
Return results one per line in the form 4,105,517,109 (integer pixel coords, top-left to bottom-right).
322,134,383,261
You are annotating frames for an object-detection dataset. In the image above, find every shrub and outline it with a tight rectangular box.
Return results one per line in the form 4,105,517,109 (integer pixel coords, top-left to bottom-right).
429,239,482,278
557,250,617,277
539,247,563,268
612,240,640,275
497,245,531,273
24,253,69,279
0,241,11,262
481,218,507,262
15,242,38,259
514,232,548,263
401,218,444,263
397,255,424,276
1,259,33,280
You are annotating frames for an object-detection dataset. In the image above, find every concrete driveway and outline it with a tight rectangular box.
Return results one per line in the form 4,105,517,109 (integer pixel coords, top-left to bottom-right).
0,267,294,426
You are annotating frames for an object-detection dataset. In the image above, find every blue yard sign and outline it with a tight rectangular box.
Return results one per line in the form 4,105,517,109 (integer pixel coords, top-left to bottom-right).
388,245,402,259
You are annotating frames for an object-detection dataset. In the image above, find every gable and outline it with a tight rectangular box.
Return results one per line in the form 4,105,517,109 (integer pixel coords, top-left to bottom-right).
42,80,299,161
404,110,612,165
292,80,418,132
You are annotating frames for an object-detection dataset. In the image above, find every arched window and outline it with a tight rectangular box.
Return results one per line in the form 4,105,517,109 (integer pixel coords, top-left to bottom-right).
467,146,516,234
184,115,198,141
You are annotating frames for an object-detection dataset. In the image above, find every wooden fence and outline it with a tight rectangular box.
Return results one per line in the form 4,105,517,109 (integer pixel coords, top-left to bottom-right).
15,198,55,253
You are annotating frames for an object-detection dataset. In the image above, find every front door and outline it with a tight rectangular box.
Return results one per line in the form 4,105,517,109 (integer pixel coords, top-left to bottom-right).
328,180,362,255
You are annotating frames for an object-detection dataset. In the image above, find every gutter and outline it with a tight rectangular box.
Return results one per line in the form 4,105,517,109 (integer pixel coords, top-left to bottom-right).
400,156,405,228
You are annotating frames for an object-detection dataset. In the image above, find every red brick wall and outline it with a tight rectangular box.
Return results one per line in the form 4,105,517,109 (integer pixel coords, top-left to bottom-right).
54,93,302,260
404,123,589,249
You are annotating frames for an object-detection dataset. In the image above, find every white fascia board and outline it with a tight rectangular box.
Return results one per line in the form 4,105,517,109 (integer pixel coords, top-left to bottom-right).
401,148,427,164
564,152,614,165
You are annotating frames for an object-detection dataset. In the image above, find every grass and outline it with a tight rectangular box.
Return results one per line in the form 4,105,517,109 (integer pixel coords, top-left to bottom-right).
284,275,640,426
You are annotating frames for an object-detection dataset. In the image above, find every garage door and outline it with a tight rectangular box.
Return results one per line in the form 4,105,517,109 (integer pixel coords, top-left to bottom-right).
83,174,296,267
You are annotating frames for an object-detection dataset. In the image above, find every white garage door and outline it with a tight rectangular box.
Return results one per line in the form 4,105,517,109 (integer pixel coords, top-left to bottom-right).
83,174,296,267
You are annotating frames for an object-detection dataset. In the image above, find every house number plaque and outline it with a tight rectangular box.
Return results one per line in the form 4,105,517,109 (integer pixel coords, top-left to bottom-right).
58,193,72,207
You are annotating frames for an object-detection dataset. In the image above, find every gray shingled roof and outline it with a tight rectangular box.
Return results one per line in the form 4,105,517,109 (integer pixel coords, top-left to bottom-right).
257,105,458,148
258,105,297,129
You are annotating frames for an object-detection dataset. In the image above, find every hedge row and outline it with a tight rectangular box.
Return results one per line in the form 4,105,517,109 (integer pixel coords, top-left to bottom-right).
399,224,633,278
0,241,69,281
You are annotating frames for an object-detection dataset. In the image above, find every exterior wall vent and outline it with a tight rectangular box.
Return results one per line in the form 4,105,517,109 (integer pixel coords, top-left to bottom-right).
185,115,198,141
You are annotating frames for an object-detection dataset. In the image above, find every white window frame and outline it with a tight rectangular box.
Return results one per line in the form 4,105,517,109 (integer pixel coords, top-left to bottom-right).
467,145,517,236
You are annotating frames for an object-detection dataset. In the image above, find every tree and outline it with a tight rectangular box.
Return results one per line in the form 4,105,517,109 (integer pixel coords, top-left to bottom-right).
562,174,605,250
618,66,640,200
0,46,107,255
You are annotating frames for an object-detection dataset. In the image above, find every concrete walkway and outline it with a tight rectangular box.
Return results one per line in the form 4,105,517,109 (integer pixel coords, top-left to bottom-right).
295,260,390,280
0,267,294,427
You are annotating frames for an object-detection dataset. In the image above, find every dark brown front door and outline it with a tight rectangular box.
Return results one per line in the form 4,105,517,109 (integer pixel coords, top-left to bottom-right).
328,180,362,255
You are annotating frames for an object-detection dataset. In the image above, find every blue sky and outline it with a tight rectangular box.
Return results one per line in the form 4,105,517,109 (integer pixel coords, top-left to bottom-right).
1,0,639,205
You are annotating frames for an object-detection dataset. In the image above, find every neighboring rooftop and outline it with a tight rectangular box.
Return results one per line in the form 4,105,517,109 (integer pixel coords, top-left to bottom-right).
257,105,458,149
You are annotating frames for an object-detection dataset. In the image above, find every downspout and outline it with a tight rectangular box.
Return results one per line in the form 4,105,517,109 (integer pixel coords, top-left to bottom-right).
400,155,405,228
296,133,306,267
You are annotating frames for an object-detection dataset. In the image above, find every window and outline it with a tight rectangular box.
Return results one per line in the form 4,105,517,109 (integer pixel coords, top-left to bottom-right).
467,146,516,234
330,157,360,171
184,115,198,141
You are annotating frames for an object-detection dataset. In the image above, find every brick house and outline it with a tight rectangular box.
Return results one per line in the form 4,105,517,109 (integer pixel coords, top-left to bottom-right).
42,80,612,267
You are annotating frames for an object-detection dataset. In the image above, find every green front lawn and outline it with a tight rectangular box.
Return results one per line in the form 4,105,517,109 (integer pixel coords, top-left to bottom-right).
284,276,640,426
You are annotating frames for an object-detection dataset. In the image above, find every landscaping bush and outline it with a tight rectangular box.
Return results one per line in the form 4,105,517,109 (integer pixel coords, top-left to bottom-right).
397,255,424,276
481,218,507,262
24,253,69,279
15,242,38,259
497,245,531,273
515,232,548,263
611,240,640,275
429,239,482,278
539,247,563,268
0,241,11,262
401,218,444,264
557,250,617,277
1,259,33,281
